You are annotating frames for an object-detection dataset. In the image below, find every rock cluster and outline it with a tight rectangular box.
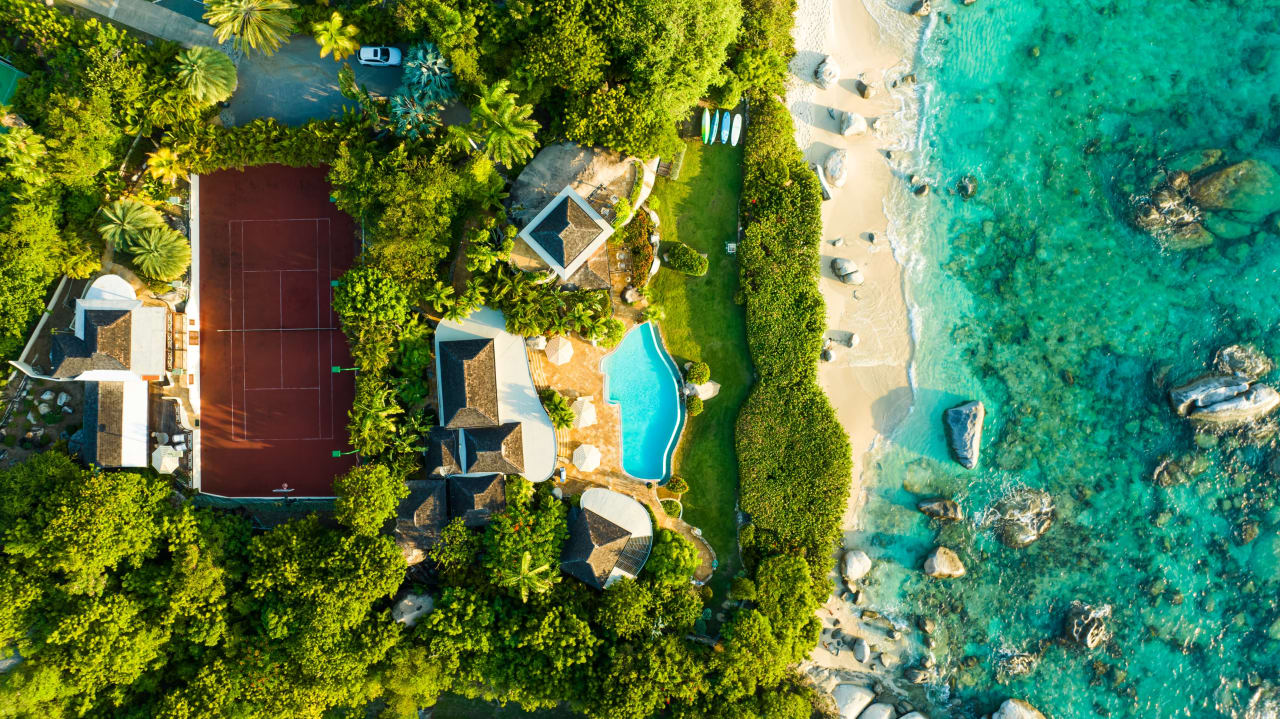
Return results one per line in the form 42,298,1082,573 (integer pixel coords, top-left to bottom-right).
993,489,1054,548
1168,346,1279,427
992,699,1046,719
1133,152,1280,251
832,258,866,285
1062,600,1112,650
943,400,984,469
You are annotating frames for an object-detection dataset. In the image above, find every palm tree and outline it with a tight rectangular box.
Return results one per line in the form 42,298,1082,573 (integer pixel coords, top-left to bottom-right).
349,382,403,454
99,199,164,249
128,227,192,281
403,42,457,104
174,46,239,105
469,80,539,167
205,0,297,56
312,12,358,62
0,125,48,187
498,551,554,603
146,147,185,186
422,280,455,313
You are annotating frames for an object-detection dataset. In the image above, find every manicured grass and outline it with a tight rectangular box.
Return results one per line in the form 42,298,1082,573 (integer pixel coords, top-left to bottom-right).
646,138,748,599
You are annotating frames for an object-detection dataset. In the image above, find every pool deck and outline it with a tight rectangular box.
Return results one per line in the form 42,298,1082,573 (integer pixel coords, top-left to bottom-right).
527,291,715,583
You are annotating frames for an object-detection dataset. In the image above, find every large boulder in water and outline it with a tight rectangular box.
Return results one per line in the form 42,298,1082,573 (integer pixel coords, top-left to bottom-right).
831,684,875,719
1214,344,1274,380
918,498,964,521
1190,159,1280,220
993,699,1047,719
994,489,1054,548
943,400,984,469
1167,148,1224,176
815,55,840,89
824,149,849,188
842,550,872,582
1191,384,1280,425
1163,222,1214,250
923,546,965,579
1063,600,1112,649
1169,374,1250,416
858,704,895,719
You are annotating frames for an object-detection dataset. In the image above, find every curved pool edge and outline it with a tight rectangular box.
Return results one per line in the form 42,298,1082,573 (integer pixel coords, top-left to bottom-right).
599,321,687,483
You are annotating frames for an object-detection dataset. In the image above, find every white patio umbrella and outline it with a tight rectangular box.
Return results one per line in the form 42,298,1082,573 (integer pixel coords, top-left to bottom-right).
545,336,574,365
570,397,597,428
152,445,181,474
572,444,601,472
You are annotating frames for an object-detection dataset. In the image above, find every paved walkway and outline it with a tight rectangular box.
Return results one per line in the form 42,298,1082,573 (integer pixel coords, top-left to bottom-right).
58,0,215,46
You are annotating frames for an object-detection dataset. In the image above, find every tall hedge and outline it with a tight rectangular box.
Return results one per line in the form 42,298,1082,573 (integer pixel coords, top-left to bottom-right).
735,96,851,577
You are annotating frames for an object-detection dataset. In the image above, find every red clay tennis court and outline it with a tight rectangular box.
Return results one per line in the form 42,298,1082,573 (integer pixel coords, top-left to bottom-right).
197,165,357,496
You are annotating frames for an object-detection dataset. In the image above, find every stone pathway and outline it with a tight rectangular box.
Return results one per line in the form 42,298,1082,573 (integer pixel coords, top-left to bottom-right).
57,0,215,46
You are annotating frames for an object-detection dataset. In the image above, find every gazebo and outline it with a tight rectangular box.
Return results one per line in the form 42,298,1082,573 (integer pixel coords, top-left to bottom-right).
545,336,573,365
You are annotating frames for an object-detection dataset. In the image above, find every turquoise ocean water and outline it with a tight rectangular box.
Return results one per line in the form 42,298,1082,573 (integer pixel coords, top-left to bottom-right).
858,1,1280,716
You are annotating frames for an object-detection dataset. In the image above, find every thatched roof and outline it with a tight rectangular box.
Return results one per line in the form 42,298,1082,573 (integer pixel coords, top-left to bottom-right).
527,194,606,268
423,428,462,478
447,473,507,527
438,339,500,429
395,479,449,560
560,507,632,590
464,422,524,474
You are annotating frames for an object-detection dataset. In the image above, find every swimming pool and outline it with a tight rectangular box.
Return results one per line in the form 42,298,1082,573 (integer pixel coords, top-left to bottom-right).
601,322,685,481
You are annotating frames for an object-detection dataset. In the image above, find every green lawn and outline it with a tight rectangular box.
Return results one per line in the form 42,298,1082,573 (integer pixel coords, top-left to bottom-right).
647,138,748,599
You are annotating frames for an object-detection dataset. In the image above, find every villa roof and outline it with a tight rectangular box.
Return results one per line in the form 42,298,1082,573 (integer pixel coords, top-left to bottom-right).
395,479,449,556
438,339,501,429
560,507,632,590
463,422,524,474
526,192,605,269
82,382,123,467
50,310,134,378
566,242,611,290
447,473,507,528
423,428,462,478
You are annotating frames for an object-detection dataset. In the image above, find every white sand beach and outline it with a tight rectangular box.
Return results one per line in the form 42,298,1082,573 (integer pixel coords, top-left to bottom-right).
787,0,926,695
788,0,918,529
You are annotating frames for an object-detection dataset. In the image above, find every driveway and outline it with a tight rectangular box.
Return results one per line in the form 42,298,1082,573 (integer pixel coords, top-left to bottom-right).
227,39,403,126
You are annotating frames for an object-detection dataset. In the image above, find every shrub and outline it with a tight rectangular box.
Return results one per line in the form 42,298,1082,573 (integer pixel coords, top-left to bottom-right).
594,317,626,349
686,361,710,385
661,499,681,517
538,389,575,430
685,395,703,416
665,242,708,276
644,528,699,584
729,576,757,602
666,476,688,495
333,264,411,374
611,197,632,229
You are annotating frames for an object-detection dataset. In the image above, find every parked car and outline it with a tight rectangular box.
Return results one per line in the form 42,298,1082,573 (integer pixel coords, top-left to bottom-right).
357,46,401,67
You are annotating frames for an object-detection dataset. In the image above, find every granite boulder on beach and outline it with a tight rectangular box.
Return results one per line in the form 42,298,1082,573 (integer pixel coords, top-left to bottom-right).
943,400,984,469
815,55,840,89
842,549,872,582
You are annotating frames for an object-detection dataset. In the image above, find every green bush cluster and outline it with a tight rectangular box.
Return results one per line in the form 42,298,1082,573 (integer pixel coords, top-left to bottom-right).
734,94,851,577
666,475,689,495
665,242,709,276
686,361,710,384
168,116,365,173
685,394,704,416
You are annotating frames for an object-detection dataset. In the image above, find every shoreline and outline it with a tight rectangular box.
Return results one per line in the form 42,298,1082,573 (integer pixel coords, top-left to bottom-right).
786,0,926,700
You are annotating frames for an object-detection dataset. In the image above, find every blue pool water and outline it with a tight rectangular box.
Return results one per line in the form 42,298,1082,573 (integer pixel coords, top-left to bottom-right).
601,322,685,481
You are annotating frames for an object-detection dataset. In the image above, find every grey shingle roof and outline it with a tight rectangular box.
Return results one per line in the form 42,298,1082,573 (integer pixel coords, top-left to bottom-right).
395,479,449,556
527,194,605,268
49,309,135,378
447,473,507,528
463,422,524,474
560,507,631,590
423,428,462,478
438,339,501,430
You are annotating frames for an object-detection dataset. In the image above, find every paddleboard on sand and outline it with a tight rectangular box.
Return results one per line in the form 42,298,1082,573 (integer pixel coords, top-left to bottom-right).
709,110,721,144
730,113,743,146
720,110,731,144
701,108,711,144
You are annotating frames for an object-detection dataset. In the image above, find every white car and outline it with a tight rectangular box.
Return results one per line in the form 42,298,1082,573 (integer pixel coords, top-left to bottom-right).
356,46,401,67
